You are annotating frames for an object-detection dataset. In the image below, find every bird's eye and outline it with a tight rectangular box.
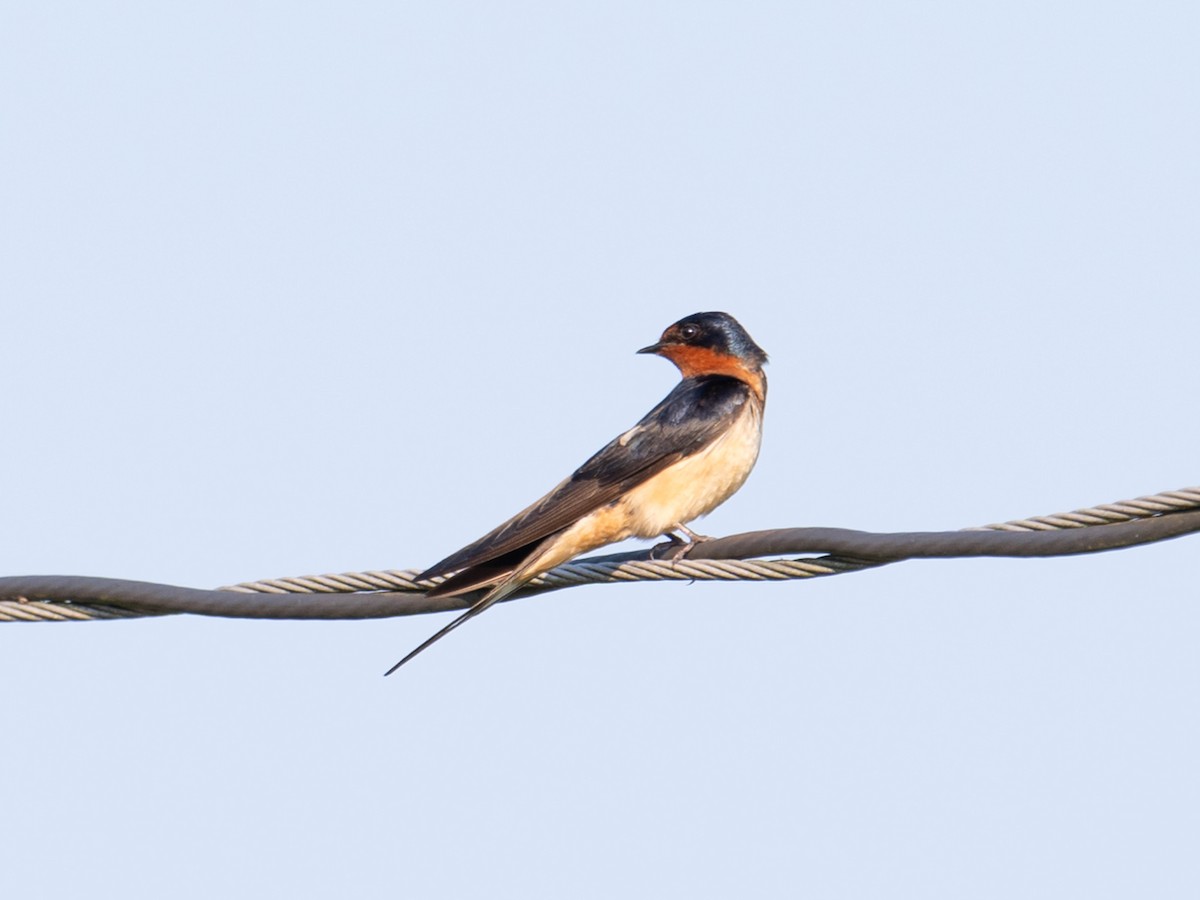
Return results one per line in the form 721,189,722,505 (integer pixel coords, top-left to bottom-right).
679,323,701,340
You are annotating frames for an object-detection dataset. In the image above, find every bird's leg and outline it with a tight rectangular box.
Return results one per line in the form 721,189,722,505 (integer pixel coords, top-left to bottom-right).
674,523,711,544
650,523,713,561
650,531,685,559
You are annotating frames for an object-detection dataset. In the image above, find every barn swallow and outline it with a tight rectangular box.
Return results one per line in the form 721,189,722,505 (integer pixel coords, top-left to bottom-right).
385,311,768,674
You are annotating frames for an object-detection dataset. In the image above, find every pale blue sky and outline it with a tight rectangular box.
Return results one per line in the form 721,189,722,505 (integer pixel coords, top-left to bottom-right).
3,3,1198,898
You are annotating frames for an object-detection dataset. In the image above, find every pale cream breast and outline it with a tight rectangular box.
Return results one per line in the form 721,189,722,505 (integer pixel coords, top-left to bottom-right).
621,396,763,539
511,394,763,585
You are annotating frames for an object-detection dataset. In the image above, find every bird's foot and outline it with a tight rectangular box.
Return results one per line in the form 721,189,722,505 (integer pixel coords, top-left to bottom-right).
650,524,712,561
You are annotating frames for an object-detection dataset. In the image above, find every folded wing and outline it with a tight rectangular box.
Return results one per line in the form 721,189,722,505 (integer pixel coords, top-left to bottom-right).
418,375,752,595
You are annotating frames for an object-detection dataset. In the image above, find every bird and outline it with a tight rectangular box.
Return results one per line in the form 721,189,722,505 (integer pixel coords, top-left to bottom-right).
385,311,768,674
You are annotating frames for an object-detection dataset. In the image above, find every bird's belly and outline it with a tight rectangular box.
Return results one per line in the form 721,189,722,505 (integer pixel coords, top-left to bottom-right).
622,399,763,538
513,399,762,581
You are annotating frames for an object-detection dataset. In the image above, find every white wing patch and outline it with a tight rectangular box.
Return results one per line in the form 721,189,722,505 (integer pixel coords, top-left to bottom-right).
617,425,642,447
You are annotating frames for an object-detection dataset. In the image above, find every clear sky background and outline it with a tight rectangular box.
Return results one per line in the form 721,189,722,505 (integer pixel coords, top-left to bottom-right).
3,3,1198,898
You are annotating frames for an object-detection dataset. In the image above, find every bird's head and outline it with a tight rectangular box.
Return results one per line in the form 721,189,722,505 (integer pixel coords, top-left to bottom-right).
638,312,768,386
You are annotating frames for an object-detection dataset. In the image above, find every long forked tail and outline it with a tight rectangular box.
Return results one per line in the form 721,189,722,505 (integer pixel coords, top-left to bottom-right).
383,579,520,675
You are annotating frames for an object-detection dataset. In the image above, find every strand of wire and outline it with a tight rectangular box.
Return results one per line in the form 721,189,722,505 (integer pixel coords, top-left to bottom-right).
3,486,1196,623
216,485,1200,594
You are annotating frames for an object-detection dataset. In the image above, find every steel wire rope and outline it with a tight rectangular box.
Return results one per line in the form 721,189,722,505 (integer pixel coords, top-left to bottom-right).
1,486,1198,623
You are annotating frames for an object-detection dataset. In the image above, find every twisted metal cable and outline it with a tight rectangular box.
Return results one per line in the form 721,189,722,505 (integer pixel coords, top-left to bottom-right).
970,487,1200,531
2,485,1197,623
0,600,157,623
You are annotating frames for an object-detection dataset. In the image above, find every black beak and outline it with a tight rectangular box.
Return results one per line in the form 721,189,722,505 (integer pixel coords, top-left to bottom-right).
637,342,665,355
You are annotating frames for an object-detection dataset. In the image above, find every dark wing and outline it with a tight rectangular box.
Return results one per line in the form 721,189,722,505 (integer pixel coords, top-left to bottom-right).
418,375,752,584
